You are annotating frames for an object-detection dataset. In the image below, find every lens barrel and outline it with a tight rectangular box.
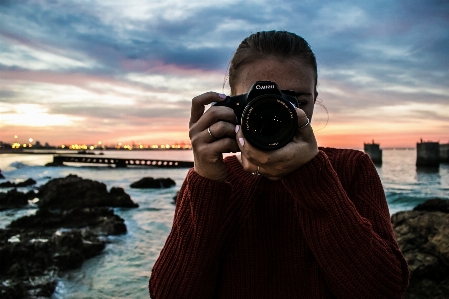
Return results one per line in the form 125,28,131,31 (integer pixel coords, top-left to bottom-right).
241,94,298,150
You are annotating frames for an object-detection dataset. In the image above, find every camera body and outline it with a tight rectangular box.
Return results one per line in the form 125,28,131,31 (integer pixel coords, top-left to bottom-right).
213,81,299,150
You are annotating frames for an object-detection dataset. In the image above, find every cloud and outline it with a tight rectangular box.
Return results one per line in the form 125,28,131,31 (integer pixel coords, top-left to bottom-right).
0,0,448,146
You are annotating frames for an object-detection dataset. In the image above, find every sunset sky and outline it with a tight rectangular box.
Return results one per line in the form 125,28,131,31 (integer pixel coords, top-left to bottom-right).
1,0,448,149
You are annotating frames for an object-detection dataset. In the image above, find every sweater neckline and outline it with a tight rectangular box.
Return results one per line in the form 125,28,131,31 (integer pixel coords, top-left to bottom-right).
224,155,284,190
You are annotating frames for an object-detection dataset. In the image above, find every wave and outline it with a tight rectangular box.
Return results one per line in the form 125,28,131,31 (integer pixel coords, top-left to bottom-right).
386,192,448,208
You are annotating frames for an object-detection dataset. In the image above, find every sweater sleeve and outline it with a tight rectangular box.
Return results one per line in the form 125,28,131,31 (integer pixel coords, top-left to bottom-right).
149,168,232,299
282,150,409,299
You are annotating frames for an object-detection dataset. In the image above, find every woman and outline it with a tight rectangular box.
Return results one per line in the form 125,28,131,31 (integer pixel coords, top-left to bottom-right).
149,31,409,298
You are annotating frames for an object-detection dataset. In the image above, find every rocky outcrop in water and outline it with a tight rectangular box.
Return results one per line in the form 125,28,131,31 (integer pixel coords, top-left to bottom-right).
9,207,127,235
0,228,105,298
0,189,36,210
392,198,449,299
0,178,36,188
0,174,138,299
130,177,175,189
37,174,138,209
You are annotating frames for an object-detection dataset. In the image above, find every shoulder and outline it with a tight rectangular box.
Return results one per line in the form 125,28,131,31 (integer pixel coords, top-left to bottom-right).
319,147,371,166
319,147,376,190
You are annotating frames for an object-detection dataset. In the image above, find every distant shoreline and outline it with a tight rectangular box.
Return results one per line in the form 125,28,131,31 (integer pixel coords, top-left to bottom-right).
0,148,415,155
0,150,58,155
0,149,193,155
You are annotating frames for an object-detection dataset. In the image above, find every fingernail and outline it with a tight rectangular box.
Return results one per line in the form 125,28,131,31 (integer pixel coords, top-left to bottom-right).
239,138,244,146
235,125,240,133
218,93,226,99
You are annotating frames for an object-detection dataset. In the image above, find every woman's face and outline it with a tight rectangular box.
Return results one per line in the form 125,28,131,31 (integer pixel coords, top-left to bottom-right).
233,57,316,121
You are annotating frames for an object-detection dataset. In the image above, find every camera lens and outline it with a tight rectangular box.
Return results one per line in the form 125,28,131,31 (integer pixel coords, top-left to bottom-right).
241,95,298,150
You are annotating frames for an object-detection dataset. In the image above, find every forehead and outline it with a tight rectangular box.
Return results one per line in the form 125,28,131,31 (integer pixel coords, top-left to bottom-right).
234,57,315,94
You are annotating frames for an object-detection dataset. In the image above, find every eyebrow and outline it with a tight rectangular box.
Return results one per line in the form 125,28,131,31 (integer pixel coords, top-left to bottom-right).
281,90,313,96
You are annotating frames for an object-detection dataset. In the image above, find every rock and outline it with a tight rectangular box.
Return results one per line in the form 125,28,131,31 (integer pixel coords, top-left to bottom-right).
0,189,30,210
45,161,65,167
392,198,449,299
0,279,28,299
0,224,109,297
16,178,37,187
53,249,84,270
130,177,176,189
0,174,136,298
37,174,138,209
0,178,36,188
0,181,15,188
0,227,105,298
109,187,138,208
414,198,449,213
0,170,5,179
9,207,127,235
26,190,37,200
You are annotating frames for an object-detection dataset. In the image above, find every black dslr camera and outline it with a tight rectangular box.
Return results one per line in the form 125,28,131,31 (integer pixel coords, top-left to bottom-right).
213,81,299,150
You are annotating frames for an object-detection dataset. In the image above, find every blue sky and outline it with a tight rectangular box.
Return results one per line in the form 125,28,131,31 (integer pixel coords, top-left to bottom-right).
0,0,448,148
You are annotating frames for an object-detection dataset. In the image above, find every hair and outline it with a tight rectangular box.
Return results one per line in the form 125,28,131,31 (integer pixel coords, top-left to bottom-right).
228,30,318,97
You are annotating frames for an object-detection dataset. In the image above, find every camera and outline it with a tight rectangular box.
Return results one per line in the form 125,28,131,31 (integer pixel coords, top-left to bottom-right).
213,81,299,150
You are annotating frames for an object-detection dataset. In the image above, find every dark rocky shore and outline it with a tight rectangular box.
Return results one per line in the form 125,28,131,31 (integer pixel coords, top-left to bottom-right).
1,172,448,298
392,198,449,299
0,174,138,299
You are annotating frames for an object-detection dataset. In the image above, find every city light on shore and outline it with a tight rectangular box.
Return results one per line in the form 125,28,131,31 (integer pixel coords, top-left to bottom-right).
1,140,192,151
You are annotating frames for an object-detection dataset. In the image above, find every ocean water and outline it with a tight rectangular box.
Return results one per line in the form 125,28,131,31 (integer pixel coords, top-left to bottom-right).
0,149,448,298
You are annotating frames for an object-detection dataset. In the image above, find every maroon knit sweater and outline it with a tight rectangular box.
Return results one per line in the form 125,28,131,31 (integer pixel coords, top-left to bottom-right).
149,148,409,298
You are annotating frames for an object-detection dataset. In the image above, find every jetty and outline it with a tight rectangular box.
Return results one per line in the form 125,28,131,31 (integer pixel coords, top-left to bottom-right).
440,143,449,163
364,141,382,164
416,140,440,167
47,154,194,168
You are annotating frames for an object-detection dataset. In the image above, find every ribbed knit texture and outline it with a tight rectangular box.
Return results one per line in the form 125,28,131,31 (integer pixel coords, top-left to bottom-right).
149,148,409,298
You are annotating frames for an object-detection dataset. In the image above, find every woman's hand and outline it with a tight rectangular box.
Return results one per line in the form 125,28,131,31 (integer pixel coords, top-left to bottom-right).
236,108,318,180
189,92,240,181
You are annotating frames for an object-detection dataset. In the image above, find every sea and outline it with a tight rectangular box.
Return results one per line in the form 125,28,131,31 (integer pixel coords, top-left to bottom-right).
0,149,448,299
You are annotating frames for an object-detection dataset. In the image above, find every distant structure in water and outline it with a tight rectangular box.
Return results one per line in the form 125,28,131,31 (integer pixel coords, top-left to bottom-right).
47,154,194,168
416,139,440,167
440,143,449,163
364,141,382,164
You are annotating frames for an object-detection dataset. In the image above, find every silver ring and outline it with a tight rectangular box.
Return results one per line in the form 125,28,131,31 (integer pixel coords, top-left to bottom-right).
207,127,217,140
299,117,310,130
252,165,260,176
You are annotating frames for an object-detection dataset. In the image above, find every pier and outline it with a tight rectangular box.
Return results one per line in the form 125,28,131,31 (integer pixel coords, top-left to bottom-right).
48,155,194,168
440,143,449,163
364,141,382,164
416,140,440,167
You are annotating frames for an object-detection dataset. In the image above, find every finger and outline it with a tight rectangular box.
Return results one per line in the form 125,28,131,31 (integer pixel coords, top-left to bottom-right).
197,137,239,156
235,125,254,160
191,105,237,136
190,92,226,127
235,125,272,167
240,153,259,174
207,126,218,141
207,121,237,141
236,121,299,173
